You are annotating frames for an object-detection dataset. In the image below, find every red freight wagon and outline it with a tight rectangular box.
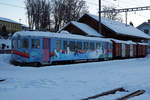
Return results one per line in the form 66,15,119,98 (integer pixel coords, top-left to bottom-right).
125,44,130,58
133,44,137,57
111,40,122,59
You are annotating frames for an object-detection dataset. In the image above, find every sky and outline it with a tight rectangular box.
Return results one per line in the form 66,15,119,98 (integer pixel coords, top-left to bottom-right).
0,0,150,26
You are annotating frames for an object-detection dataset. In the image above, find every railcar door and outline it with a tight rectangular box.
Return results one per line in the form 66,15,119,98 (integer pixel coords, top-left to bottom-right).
42,38,50,62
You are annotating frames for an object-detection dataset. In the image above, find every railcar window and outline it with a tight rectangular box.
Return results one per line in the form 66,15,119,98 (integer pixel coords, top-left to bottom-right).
17,39,21,48
22,39,29,49
96,43,100,49
63,41,67,50
69,41,75,51
110,43,112,49
32,39,40,49
56,40,61,51
77,42,82,50
90,42,94,50
12,39,16,49
84,42,88,50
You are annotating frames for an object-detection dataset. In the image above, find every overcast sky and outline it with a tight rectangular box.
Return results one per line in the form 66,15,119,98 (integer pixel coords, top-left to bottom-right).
0,0,150,26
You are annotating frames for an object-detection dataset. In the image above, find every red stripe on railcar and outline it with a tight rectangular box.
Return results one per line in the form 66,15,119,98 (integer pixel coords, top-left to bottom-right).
12,50,30,58
50,52,54,57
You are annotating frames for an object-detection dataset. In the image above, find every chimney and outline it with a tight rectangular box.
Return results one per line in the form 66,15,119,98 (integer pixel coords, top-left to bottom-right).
148,19,150,23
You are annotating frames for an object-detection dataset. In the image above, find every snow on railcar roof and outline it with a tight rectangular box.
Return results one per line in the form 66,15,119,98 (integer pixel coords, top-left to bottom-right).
13,31,112,42
87,14,150,39
110,38,137,44
138,42,148,45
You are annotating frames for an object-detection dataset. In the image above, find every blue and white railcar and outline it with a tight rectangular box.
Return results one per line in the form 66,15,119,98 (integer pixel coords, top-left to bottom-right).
11,31,112,66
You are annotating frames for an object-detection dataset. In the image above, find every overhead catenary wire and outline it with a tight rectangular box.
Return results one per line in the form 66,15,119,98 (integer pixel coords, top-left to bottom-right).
0,1,25,8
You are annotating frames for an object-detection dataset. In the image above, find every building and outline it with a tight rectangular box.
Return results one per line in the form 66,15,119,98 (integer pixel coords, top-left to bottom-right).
137,20,150,53
60,13,150,42
0,17,22,35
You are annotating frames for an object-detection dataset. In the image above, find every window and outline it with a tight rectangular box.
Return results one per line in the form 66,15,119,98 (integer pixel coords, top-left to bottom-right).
144,29,149,34
69,41,75,51
90,42,94,50
109,43,112,49
63,41,67,50
84,42,88,50
17,39,21,48
56,40,61,51
96,43,100,49
22,39,29,49
12,39,17,49
77,42,82,49
32,39,40,49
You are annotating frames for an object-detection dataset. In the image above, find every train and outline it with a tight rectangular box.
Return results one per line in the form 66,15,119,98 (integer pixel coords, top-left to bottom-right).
11,31,148,66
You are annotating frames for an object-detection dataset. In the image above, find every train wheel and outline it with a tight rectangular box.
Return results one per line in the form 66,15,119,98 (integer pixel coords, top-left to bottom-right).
33,62,41,67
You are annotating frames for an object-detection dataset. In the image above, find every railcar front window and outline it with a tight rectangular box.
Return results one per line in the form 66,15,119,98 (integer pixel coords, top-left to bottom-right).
22,39,29,49
12,39,17,49
32,39,40,49
17,39,21,48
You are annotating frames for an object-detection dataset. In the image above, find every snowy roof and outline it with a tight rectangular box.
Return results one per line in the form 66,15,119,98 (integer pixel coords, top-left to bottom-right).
12,31,112,43
86,14,150,39
21,24,29,28
137,22,150,29
0,17,20,24
70,21,102,37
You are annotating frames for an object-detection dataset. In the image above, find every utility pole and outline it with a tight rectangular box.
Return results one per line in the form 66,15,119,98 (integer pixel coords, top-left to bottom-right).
125,12,128,25
99,0,101,34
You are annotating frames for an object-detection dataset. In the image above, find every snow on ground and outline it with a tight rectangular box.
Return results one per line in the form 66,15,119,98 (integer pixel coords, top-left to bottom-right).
0,39,11,49
0,55,150,100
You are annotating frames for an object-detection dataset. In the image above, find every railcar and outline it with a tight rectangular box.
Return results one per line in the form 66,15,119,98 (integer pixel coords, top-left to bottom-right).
11,31,113,66
11,31,148,66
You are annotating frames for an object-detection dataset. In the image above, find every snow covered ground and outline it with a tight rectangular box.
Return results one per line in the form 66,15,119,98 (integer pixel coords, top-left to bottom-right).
0,54,150,100
0,39,11,49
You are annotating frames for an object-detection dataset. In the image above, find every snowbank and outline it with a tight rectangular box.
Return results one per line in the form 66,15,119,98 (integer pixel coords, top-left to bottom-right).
0,39,11,50
0,54,150,100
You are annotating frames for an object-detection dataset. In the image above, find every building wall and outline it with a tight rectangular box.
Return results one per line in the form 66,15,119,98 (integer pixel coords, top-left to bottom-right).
137,24,150,53
0,20,22,34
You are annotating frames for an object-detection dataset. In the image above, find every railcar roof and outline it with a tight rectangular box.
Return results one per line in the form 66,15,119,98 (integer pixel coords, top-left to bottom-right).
13,31,112,43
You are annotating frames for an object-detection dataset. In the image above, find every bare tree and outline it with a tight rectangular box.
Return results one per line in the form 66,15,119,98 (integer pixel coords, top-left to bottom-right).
52,0,66,31
25,0,88,31
102,6,122,22
52,0,88,31
25,0,51,30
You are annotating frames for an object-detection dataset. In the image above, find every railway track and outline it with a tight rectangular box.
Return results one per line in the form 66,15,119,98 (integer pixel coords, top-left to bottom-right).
82,87,145,100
